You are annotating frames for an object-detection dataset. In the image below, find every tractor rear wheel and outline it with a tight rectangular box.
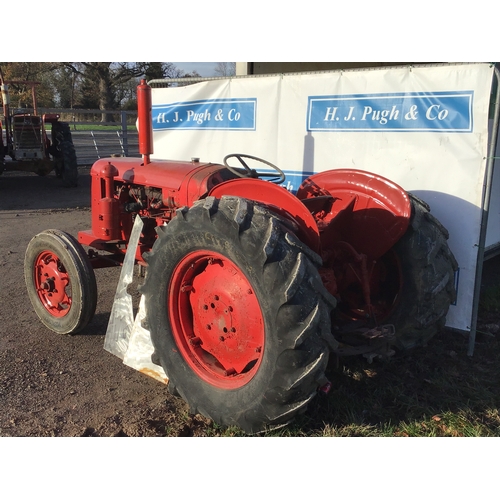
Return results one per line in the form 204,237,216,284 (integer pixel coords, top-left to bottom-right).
141,196,337,433
60,141,78,187
24,229,97,334
334,194,457,350
52,122,78,187
385,194,458,349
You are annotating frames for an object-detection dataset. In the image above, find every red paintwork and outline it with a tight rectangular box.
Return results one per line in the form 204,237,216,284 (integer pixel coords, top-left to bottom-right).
94,162,120,240
137,79,153,163
209,178,321,254
297,169,411,262
77,80,415,328
297,169,411,321
33,250,71,318
78,157,230,253
168,249,264,388
42,113,61,124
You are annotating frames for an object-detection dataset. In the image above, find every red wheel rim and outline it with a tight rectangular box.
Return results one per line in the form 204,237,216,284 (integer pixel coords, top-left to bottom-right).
33,251,72,317
169,250,265,389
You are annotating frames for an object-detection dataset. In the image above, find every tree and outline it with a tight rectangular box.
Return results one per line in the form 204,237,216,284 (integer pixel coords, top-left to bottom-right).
69,62,193,120
117,63,189,110
63,62,155,121
214,62,236,77
0,62,58,108
183,70,202,78
0,62,189,117
145,62,184,81
51,66,78,108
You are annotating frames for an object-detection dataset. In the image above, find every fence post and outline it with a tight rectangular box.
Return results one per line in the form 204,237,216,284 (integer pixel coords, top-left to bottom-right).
121,111,129,156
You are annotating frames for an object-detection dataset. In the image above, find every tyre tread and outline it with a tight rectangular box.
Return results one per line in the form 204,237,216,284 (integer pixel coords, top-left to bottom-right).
391,196,458,349
142,196,335,433
24,229,97,334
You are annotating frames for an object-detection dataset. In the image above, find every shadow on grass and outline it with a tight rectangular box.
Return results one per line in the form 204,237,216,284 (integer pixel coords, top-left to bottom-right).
274,328,500,436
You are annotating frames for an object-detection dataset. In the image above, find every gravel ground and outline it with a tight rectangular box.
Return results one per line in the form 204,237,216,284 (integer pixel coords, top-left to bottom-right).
0,167,212,437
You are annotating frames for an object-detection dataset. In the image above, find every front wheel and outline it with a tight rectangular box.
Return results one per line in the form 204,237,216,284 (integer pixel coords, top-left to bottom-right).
141,196,336,433
24,230,97,334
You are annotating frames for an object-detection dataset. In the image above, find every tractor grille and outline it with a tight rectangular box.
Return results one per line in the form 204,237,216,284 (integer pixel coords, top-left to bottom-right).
13,115,44,159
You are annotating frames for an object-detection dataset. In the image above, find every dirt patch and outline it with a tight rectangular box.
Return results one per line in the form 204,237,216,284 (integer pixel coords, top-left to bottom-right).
0,168,214,436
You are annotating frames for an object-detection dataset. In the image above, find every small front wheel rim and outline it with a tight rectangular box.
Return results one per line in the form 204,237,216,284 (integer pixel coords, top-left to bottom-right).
169,250,265,389
33,251,72,318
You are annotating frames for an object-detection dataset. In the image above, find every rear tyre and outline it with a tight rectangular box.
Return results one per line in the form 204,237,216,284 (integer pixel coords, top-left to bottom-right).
383,194,458,349
24,229,97,334
60,140,78,187
0,146,4,176
51,122,78,187
141,196,337,433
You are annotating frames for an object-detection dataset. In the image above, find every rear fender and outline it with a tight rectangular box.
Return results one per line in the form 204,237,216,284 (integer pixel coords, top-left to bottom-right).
297,169,411,260
208,178,321,254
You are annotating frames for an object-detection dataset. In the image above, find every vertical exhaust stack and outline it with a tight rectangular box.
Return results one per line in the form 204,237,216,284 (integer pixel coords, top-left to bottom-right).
137,79,153,165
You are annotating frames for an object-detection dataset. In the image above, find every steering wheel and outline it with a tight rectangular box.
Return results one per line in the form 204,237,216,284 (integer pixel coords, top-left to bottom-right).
223,154,286,184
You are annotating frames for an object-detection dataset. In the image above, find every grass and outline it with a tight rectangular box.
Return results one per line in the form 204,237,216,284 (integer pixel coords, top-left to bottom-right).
183,317,500,437
46,124,136,132
69,124,137,132
187,280,500,437
115,246,500,439
479,283,500,314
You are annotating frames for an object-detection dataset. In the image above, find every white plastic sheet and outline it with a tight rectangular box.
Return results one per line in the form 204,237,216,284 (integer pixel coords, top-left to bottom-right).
123,295,168,384
103,215,168,382
103,215,144,358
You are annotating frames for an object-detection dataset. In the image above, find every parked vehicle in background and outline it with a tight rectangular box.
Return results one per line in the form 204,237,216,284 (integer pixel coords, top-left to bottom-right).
0,66,78,186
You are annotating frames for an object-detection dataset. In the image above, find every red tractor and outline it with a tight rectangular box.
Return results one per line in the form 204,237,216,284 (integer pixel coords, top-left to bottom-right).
0,68,78,186
24,80,457,433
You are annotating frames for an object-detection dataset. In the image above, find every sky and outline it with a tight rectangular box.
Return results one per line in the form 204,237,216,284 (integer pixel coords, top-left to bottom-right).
174,62,224,77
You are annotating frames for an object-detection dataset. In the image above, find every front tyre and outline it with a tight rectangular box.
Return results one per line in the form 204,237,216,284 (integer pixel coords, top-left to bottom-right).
141,196,336,433
24,230,97,334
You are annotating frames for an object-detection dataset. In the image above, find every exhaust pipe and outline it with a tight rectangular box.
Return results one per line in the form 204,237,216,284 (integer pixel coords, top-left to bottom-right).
137,79,153,165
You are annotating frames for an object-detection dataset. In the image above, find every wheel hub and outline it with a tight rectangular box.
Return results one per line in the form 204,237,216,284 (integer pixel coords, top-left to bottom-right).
34,251,71,317
169,251,265,389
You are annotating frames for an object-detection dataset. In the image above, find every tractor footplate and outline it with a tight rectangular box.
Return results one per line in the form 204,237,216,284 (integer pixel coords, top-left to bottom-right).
332,324,396,362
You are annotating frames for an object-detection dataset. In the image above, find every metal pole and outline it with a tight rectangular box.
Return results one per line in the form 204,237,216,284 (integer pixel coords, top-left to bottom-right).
90,130,100,159
468,65,500,356
121,111,129,156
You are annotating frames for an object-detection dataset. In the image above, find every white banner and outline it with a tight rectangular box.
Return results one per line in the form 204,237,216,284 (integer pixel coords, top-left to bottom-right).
151,63,495,332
